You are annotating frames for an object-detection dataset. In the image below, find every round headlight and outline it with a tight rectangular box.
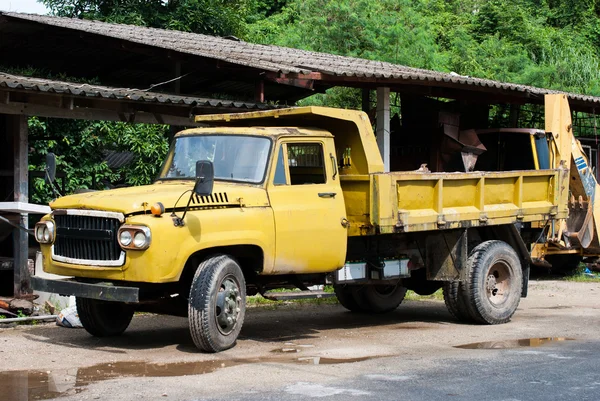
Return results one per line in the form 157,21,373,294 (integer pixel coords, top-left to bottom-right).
43,227,50,242
35,226,44,242
133,232,147,248
119,230,132,246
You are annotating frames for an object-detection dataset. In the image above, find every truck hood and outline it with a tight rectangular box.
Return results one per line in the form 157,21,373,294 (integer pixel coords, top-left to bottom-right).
49,181,270,215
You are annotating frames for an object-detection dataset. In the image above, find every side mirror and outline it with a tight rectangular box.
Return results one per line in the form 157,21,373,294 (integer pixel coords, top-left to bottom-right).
45,153,56,184
193,160,214,196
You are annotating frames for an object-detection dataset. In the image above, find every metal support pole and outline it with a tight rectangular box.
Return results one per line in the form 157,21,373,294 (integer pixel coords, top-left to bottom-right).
376,87,390,172
9,115,30,297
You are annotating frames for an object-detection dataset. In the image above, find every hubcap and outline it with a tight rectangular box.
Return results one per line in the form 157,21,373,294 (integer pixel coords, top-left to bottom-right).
486,261,511,306
215,276,242,335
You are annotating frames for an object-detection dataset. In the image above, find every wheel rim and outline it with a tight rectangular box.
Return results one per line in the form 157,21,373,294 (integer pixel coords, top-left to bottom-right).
486,260,511,306
215,275,242,335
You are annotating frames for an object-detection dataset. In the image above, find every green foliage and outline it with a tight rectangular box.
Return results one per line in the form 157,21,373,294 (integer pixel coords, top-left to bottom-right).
246,0,600,106
29,117,169,204
41,0,252,36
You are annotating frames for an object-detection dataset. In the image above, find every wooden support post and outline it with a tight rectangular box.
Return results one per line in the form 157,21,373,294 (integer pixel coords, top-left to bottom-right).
255,80,265,103
168,61,182,143
509,104,520,127
376,87,390,172
362,89,370,113
8,115,30,297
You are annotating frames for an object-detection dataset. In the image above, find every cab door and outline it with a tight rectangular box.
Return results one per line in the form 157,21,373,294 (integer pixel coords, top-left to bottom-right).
267,138,347,274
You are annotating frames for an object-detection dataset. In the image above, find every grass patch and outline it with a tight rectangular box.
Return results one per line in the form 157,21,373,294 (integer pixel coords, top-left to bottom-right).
405,289,444,301
564,267,600,283
246,286,444,309
246,289,338,309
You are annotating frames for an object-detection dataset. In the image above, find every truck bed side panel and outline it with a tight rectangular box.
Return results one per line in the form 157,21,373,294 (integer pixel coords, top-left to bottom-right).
371,169,569,234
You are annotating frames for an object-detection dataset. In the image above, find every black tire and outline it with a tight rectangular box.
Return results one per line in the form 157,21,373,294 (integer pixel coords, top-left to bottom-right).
403,268,443,296
76,298,134,337
443,281,476,322
188,255,246,353
462,240,523,325
333,284,362,312
354,284,407,313
545,254,583,275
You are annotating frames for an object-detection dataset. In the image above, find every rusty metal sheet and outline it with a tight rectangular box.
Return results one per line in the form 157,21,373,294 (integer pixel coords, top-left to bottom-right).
425,229,468,281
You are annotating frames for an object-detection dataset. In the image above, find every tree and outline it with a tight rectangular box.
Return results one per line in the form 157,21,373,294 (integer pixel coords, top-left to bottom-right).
40,0,253,36
246,0,600,105
28,117,170,204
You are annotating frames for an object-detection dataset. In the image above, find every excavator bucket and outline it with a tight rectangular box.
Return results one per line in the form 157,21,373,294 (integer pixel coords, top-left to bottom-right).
566,195,594,249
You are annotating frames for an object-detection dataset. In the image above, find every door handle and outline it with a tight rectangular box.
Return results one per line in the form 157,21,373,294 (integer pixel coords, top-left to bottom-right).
318,192,336,198
330,153,338,179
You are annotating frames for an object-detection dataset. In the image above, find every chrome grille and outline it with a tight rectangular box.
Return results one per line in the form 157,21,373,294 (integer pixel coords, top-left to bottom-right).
53,214,122,263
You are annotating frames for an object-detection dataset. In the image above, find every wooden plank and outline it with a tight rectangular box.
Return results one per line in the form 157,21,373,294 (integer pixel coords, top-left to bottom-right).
0,202,51,214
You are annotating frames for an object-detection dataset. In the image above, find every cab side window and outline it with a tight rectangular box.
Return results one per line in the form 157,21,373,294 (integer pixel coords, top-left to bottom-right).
273,145,288,185
287,143,326,185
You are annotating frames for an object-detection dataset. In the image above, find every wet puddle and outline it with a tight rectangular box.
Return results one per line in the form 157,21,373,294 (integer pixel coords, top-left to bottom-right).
1,353,380,400
455,337,575,349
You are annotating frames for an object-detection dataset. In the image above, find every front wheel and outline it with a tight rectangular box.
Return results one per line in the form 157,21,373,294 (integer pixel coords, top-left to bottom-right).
77,298,134,337
188,255,246,353
463,240,523,324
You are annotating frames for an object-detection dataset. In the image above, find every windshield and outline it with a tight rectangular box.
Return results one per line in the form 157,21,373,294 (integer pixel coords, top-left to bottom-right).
159,135,271,184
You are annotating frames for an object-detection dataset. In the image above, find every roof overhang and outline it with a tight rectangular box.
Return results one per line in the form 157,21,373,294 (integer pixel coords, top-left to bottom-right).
2,12,600,112
0,73,273,124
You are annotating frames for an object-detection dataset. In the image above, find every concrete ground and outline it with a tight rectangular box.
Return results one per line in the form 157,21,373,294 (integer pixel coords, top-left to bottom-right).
1,280,599,400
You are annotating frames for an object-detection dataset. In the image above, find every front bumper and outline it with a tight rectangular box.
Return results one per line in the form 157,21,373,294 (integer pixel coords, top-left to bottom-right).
31,276,139,303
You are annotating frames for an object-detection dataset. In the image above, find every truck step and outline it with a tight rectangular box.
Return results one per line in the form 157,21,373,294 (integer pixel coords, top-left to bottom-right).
262,290,336,301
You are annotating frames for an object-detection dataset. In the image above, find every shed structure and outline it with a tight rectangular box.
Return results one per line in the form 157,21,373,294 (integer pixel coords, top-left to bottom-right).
0,69,269,298
3,11,600,297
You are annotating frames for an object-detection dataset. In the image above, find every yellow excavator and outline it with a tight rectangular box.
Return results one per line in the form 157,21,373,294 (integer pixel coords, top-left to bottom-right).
481,94,600,272
533,95,600,271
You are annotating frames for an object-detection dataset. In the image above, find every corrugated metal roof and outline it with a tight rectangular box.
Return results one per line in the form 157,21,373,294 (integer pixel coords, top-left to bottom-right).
0,72,270,110
3,12,600,108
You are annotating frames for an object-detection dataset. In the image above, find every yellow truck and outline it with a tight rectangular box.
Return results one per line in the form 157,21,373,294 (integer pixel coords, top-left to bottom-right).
32,95,573,352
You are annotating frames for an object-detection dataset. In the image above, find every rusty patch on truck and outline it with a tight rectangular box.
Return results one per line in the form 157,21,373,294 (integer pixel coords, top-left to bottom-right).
0,355,382,400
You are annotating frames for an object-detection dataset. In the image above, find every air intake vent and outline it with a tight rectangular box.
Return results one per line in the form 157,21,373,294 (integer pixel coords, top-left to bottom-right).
190,192,229,205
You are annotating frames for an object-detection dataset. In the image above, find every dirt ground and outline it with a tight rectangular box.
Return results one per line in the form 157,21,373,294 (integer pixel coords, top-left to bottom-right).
1,280,599,400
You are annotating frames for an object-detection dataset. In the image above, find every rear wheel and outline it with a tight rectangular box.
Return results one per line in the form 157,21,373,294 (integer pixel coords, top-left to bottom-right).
443,281,475,322
333,284,362,312
354,284,407,313
188,255,246,353
462,240,523,324
545,254,583,275
77,298,134,337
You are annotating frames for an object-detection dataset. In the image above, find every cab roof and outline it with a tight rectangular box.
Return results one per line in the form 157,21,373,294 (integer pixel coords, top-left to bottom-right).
175,125,333,139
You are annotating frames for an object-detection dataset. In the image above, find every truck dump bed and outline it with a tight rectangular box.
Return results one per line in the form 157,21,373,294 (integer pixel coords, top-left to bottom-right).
196,107,569,237
371,169,568,234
